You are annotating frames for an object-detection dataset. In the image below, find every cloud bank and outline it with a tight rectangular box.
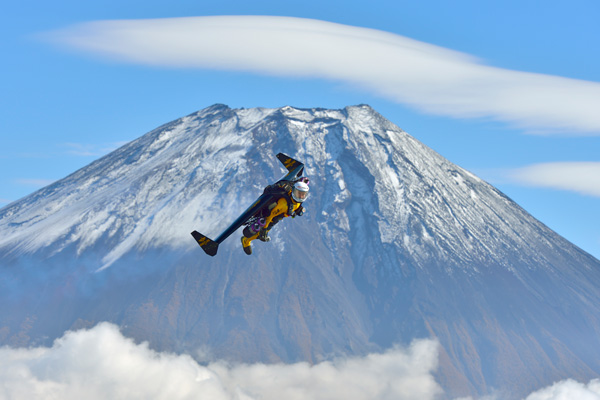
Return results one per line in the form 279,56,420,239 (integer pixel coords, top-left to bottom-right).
2,323,598,399
0,323,442,400
510,162,600,197
44,16,600,135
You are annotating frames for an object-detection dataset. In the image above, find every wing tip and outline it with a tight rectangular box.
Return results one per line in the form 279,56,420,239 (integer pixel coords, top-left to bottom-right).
276,153,302,172
191,231,219,256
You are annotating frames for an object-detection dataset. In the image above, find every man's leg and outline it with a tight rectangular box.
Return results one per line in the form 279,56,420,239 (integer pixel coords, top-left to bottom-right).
241,214,282,254
241,225,260,255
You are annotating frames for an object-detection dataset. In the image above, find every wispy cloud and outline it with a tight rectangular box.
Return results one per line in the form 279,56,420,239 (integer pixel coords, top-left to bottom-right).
62,141,128,157
43,16,600,135
0,323,443,400
509,162,600,197
15,178,56,187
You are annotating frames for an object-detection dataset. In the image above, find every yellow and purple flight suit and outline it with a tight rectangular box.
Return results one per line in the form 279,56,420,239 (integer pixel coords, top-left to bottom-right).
241,193,304,254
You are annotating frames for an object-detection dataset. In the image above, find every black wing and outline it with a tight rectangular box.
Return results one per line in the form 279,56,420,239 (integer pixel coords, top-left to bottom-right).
276,153,304,176
191,153,304,256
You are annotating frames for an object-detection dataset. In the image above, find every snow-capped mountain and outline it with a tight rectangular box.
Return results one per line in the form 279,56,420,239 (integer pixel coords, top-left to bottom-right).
1,104,599,399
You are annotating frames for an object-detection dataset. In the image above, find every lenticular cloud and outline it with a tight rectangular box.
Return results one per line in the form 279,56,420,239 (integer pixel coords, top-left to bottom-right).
511,162,600,198
44,16,600,134
0,323,443,400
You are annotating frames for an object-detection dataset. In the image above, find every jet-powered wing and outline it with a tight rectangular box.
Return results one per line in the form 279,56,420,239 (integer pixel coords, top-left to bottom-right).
191,153,305,256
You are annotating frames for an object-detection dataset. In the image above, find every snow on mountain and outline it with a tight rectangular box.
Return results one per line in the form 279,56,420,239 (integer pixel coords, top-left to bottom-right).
0,105,269,267
0,103,574,272
1,104,600,399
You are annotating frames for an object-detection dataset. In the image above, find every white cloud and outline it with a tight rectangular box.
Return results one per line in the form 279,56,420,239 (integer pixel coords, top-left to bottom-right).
525,378,600,400
44,16,600,135
0,323,443,400
2,322,598,399
509,162,600,197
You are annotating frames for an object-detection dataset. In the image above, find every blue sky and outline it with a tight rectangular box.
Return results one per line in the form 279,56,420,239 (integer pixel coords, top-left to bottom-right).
2,0,600,259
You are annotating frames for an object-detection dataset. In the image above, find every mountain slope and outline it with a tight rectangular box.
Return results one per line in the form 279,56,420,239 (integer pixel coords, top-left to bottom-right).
1,104,599,399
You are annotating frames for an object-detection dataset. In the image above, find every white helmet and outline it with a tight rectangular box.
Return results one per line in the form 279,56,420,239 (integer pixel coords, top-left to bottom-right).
291,181,309,203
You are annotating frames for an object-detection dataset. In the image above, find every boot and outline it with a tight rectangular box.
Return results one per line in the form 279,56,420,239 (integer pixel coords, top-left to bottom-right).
241,236,252,255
